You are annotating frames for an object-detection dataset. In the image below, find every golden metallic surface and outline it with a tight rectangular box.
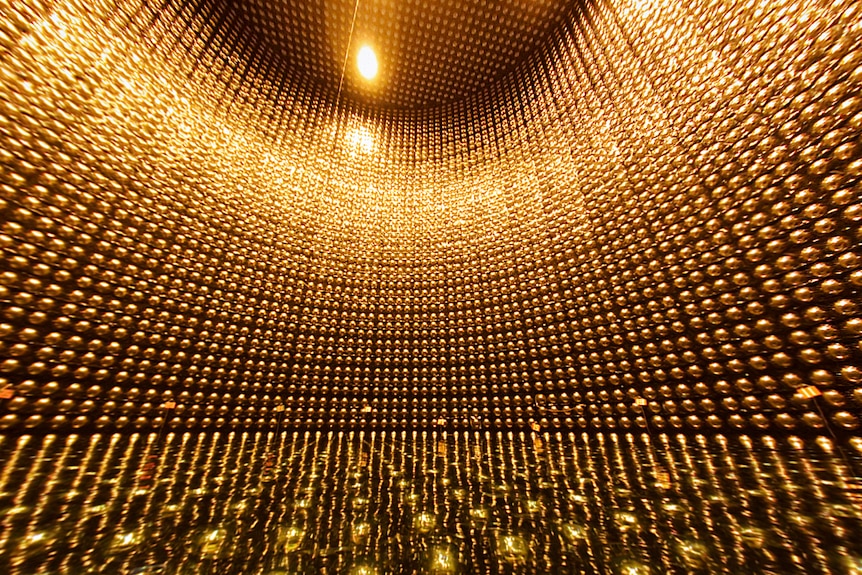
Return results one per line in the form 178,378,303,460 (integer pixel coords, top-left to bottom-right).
0,0,860,434
236,0,572,109
0,0,861,570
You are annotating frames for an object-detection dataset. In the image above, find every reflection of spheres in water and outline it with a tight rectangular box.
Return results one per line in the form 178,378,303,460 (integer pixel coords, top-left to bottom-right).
0,426,860,574
675,539,708,569
841,555,862,574
352,522,371,545
568,492,588,504
18,530,58,554
559,522,588,547
128,565,168,575
614,510,641,532
427,543,459,574
523,498,543,514
787,512,812,527
739,526,766,549
0,505,30,517
616,559,651,575
278,525,304,552
197,528,227,556
469,506,490,524
496,533,529,564
413,511,436,534
827,504,860,519
110,530,143,553
348,563,380,575
661,500,684,514
231,499,250,516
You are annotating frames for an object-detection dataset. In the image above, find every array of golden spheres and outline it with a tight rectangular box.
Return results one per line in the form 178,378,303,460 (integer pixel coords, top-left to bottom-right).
1,0,861,433
236,0,573,109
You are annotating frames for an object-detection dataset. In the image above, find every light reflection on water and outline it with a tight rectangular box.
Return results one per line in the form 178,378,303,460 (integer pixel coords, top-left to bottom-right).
0,430,859,574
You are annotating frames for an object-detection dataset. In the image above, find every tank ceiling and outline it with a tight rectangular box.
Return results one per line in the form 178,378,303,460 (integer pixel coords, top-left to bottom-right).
0,0,861,435
233,0,573,109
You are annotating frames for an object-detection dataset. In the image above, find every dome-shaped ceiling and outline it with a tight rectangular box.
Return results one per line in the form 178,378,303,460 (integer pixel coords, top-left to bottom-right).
234,0,573,110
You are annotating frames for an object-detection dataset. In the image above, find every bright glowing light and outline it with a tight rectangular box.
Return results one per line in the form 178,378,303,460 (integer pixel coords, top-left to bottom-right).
347,127,375,154
357,45,378,80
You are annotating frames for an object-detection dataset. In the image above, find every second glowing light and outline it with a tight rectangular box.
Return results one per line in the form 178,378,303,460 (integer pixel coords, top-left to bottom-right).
357,45,378,79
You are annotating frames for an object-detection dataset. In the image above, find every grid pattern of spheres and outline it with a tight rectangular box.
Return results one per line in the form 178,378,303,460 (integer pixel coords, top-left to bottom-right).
0,0,861,438
234,0,573,109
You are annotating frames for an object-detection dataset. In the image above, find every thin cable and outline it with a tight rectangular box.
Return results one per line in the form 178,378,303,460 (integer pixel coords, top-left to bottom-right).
324,0,361,175
813,396,857,475
335,0,362,111
314,0,361,198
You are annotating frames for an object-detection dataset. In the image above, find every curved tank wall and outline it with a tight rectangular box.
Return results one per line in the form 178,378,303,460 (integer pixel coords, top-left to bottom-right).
0,0,861,435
